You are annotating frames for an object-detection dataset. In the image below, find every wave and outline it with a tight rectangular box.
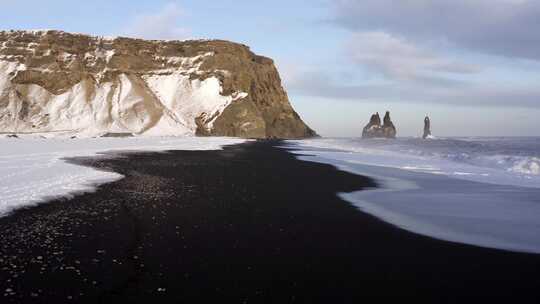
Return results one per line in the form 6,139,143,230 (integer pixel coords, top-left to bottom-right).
509,156,540,175
291,136,540,188
398,144,540,176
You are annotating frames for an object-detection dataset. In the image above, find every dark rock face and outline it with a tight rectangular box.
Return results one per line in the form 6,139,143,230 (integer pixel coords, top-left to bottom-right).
194,46,317,138
423,116,431,139
382,111,397,138
362,111,396,139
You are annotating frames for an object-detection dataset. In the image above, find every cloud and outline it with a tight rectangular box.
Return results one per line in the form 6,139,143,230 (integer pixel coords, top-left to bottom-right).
122,3,190,40
277,1,540,109
346,31,480,81
284,69,540,108
331,0,540,60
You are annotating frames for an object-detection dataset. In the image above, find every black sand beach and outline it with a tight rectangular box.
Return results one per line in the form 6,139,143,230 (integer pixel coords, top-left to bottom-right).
0,140,539,302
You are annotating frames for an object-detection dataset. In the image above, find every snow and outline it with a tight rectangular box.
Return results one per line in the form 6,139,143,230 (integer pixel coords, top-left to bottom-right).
286,138,540,254
0,61,16,87
154,52,214,66
0,47,246,136
58,52,75,62
0,136,246,217
86,49,115,64
143,74,247,132
99,36,118,41
104,50,115,63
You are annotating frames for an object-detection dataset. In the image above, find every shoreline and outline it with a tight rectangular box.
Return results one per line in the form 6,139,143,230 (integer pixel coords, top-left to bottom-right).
0,140,539,301
0,136,246,216
286,139,540,254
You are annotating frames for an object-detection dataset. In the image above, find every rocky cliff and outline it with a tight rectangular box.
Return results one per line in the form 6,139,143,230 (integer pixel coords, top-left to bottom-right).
0,30,316,138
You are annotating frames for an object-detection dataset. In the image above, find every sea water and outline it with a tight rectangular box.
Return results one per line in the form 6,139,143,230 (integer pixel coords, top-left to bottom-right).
287,137,540,254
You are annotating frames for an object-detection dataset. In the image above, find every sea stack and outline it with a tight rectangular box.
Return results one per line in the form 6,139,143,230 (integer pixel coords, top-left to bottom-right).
362,111,396,139
423,116,431,139
382,111,397,138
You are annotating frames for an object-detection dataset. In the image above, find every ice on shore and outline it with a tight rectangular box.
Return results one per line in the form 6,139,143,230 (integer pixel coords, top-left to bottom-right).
0,136,245,216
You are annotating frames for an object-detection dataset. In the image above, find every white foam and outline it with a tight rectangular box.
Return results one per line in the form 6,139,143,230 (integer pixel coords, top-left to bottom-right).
509,157,540,175
292,137,540,188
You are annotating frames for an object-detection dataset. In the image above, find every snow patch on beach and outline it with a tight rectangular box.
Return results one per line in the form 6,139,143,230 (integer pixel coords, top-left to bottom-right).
0,136,245,217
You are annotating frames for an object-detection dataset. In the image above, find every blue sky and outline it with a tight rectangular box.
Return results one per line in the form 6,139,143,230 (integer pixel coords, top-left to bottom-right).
2,0,540,136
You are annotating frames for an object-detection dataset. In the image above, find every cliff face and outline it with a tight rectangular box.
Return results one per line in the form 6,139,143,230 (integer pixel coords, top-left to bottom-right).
0,30,316,138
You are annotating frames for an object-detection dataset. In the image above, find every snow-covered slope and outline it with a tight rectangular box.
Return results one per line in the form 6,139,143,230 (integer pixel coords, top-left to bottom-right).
0,30,315,138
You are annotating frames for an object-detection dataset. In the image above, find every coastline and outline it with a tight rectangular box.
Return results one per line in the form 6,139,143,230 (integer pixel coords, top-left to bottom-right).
286,138,540,254
0,140,539,302
0,136,246,216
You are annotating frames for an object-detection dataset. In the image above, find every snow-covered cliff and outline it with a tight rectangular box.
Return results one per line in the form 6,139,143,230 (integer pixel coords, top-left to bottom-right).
0,30,315,138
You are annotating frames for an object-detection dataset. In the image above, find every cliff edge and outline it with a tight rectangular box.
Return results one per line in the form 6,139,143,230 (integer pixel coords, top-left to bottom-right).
0,30,316,138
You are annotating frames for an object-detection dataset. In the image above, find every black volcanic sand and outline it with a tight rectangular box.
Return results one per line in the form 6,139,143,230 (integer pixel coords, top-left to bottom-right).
0,141,539,302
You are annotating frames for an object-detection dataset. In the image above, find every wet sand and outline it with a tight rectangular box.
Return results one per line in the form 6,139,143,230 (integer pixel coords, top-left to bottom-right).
0,140,539,302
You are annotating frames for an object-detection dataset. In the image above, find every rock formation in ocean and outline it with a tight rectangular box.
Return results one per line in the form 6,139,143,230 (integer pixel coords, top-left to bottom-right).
382,111,397,138
362,111,396,139
423,115,431,139
0,30,316,138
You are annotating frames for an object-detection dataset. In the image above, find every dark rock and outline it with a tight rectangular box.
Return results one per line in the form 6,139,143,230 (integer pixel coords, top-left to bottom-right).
382,111,396,138
362,111,396,139
372,112,381,126
423,116,431,139
100,132,134,138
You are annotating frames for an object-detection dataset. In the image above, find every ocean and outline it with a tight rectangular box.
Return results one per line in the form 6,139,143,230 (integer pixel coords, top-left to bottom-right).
287,137,540,254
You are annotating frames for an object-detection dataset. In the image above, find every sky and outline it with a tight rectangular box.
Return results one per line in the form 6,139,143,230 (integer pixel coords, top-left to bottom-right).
1,0,539,137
